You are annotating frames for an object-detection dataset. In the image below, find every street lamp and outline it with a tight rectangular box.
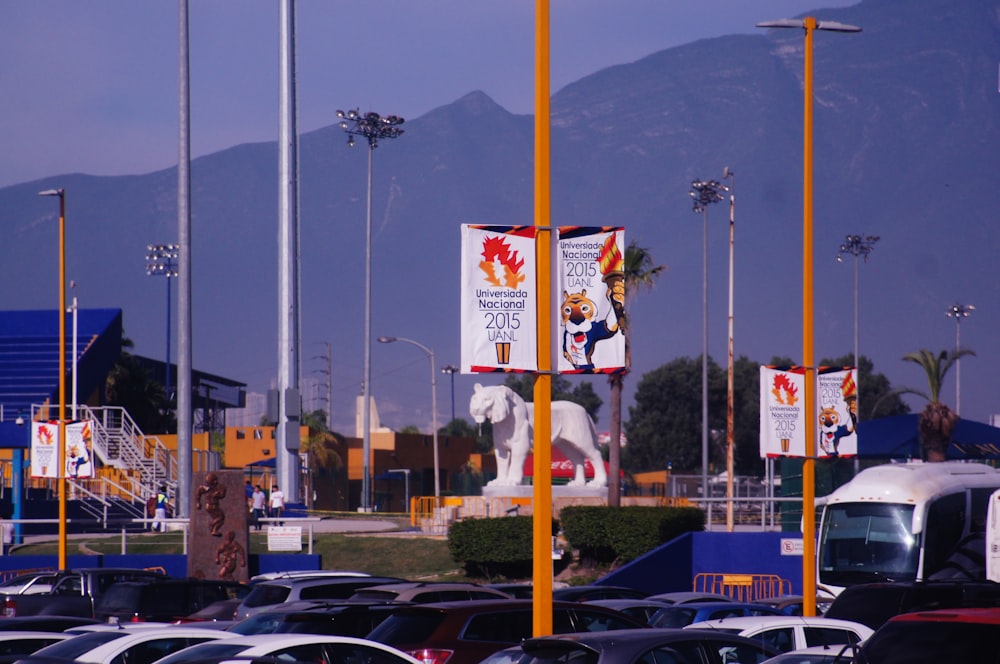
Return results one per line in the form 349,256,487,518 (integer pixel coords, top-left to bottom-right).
946,302,974,415
441,365,459,423
689,179,726,508
38,187,68,570
757,15,861,617
146,244,179,405
337,108,405,512
837,234,879,411
377,336,440,499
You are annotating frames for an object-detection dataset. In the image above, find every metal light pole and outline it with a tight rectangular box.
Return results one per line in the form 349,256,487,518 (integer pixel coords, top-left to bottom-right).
689,179,726,508
441,365,458,423
722,168,735,532
378,336,440,499
337,109,405,512
757,15,861,617
39,187,68,570
146,244,179,403
946,303,974,415
837,234,879,404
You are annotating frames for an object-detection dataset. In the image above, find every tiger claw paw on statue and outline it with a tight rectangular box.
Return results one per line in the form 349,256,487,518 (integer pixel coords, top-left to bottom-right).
469,383,607,489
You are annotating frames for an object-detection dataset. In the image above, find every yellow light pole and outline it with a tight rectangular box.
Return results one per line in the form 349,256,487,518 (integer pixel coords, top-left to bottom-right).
756,16,860,616
39,187,68,570
533,0,553,637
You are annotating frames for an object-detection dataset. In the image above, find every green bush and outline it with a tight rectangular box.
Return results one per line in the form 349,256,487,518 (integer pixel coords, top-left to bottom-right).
448,516,558,580
561,505,704,566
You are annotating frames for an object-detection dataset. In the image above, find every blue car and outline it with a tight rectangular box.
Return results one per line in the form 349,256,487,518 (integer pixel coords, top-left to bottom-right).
649,601,783,628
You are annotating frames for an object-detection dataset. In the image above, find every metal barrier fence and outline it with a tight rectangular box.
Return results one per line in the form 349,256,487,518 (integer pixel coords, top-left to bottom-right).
694,572,792,601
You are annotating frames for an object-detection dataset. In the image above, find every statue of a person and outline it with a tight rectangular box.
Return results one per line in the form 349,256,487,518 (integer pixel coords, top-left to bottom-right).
195,472,227,536
215,530,246,581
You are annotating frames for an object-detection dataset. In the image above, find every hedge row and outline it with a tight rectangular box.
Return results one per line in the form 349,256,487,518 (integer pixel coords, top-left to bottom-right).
447,506,704,578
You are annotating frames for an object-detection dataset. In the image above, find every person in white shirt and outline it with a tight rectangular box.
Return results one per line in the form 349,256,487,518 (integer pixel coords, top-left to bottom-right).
251,485,266,531
269,484,285,526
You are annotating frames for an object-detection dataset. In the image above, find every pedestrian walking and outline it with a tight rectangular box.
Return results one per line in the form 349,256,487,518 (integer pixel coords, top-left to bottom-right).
151,485,169,532
269,484,285,526
251,484,266,531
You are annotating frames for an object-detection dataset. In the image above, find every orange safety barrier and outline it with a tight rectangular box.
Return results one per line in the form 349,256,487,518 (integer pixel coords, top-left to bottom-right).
693,572,791,602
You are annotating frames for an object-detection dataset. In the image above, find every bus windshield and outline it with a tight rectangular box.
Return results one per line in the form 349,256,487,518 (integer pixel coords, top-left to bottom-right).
819,502,920,589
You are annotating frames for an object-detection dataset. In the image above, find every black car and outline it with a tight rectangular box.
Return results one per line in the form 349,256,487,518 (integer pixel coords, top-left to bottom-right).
229,601,402,637
514,627,779,664
95,578,249,622
824,580,1000,630
551,585,649,602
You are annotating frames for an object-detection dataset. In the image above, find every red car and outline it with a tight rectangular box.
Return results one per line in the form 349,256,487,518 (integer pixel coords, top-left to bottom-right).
856,607,1000,663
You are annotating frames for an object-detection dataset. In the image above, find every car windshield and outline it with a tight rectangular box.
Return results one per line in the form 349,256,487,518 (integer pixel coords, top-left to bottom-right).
819,502,919,587
31,631,126,659
366,611,446,645
243,584,292,608
229,612,287,635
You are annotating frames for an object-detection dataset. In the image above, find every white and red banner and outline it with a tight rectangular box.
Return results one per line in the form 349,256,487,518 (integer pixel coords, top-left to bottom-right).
759,366,858,459
556,227,626,374
461,225,538,372
30,419,95,478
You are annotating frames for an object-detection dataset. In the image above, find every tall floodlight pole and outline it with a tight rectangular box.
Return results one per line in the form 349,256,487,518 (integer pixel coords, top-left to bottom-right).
38,187,68,570
337,108,404,512
176,0,193,517
689,179,726,509
146,244,179,403
723,168,735,532
757,15,861,617
837,234,879,404
378,336,440,499
946,303,974,415
441,365,458,423
276,0,301,498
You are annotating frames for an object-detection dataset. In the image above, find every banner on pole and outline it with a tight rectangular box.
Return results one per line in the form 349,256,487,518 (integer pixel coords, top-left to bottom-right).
460,225,537,372
556,227,626,374
759,366,858,458
30,419,95,479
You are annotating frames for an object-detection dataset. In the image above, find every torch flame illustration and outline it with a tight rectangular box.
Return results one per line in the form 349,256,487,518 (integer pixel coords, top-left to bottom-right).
37,425,54,445
772,374,799,406
841,371,858,416
479,236,525,289
598,233,625,318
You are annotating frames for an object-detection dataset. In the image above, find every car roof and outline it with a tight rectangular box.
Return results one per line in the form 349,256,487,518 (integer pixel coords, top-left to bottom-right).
250,570,372,582
888,607,1000,624
190,632,423,661
685,615,870,630
0,632,73,640
522,627,779,652
256,575,403,589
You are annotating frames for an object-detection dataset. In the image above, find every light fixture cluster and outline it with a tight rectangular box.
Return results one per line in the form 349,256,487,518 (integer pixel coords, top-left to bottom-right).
145,244,179,277
837,234,879,263
336,109,405,149
689,180,728,213
946,303,975,320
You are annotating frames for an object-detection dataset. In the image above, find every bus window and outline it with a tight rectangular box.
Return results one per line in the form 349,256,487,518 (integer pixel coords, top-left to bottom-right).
819,503,918,588
923,493,966,575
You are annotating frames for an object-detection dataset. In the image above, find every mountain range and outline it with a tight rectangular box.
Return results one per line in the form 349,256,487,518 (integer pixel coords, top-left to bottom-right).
2,0,998,436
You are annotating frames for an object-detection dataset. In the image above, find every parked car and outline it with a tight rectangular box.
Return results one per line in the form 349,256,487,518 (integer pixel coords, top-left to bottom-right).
645,592,734,605
150,633,421,664
234,575,405,619
587,599,674,624
854,607,1000,664
348,582,513,604
228,601,402,637
649,602,784,628
364,598,648,664
0,573,58,596
551,585,649,602
29,625,236,664
685,615,873,654
249,570,372,583
823,580,1000,630
0,567,168,618
94,578,249,623
0,616,98,632
508,627,780,664
753,595,835,617
485,583,535,599
0,631,74,659
761,643,859,664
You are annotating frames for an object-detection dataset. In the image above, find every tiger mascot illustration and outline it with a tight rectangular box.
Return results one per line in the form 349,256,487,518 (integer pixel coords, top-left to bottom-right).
561,287,622,370
819,405,856,457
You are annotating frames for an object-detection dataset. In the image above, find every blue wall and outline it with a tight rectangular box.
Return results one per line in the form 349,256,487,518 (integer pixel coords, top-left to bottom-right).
0,554,321,579
600,532,805,595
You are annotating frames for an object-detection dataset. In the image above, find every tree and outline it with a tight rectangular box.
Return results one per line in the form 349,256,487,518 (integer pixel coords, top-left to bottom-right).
300,408,343,509
439,418,477,438
902,348,975,462
608,241,665,505
105,336,175,434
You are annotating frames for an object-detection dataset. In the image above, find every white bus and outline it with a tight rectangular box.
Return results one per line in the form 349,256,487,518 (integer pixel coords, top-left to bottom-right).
817,461,1000,596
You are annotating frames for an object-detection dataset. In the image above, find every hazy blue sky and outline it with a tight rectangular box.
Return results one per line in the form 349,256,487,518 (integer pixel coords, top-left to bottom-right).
1,1,856,188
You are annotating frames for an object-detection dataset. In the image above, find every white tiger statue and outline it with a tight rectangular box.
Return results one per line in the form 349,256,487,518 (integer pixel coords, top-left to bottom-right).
469,383,607,488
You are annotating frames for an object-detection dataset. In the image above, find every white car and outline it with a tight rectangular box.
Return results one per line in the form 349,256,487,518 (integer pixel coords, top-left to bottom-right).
0,630,74,658
685,615,873,654
30,625,236,664
150,633,422,664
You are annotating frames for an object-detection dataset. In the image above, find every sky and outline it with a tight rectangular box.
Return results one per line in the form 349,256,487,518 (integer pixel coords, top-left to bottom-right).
1,0,857,189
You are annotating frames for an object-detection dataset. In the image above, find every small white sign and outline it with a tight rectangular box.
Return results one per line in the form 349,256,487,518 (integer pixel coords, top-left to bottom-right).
780,538,804,556
267,526,303,552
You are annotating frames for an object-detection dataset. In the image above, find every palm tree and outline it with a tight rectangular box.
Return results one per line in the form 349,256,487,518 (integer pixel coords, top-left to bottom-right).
300,409,344,508
902,348,975,462
607,241,666,505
